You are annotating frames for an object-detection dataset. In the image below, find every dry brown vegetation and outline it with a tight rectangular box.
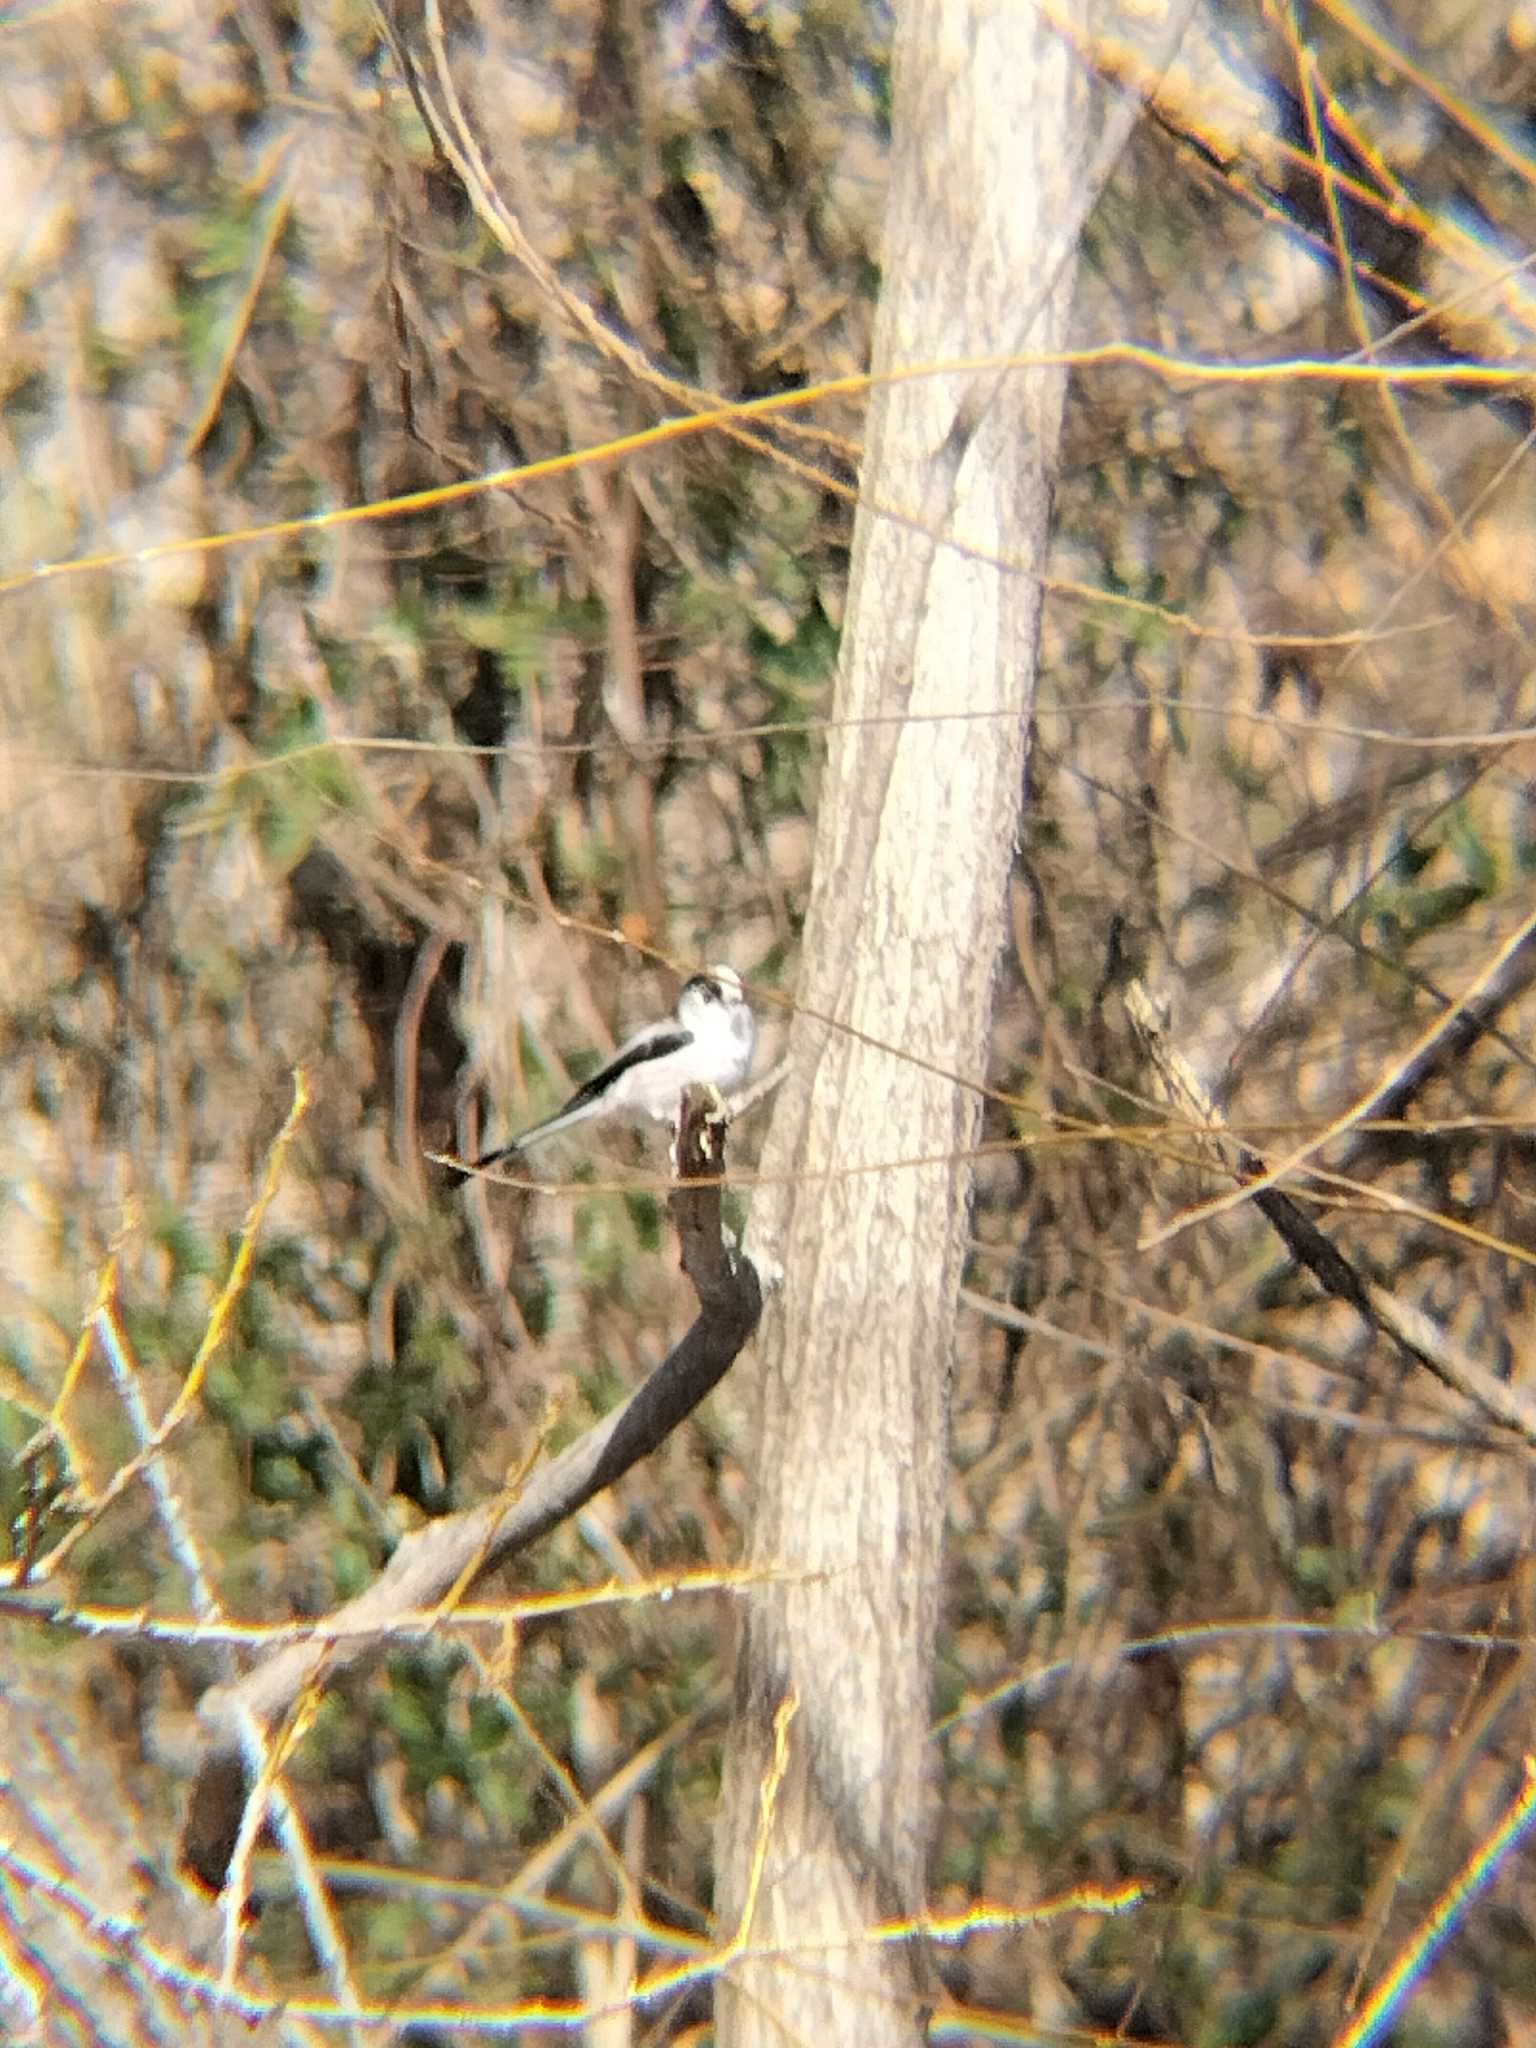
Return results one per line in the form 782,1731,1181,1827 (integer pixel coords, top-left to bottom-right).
5,0,1536,2040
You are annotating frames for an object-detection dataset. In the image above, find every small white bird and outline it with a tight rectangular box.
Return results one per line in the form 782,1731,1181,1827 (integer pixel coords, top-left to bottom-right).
471,965,756,1169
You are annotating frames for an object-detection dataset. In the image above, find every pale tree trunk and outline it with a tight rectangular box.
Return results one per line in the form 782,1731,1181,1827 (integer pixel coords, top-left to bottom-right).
714,3,1096,2041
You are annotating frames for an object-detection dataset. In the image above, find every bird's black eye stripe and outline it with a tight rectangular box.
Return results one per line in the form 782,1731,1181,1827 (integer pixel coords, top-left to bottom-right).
682,975,721,1004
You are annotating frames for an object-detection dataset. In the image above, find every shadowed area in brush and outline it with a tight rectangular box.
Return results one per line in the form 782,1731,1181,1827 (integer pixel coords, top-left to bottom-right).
179,1092,763,1898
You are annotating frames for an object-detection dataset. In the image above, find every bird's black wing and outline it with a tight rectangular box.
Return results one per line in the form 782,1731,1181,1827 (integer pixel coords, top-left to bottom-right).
553,1025,693,1118
469,1024,694,1170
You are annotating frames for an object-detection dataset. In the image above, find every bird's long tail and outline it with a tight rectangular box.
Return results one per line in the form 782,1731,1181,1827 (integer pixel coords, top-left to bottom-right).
468,1097,600,1170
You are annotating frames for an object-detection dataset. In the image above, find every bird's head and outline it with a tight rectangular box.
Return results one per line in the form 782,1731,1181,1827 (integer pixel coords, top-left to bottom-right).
679,964,746,1019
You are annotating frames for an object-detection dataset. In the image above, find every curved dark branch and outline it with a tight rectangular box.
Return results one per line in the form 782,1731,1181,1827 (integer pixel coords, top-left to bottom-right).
181,1094,762,1893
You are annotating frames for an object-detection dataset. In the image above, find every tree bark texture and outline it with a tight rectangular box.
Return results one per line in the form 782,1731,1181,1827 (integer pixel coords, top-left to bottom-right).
714,3,1093,2043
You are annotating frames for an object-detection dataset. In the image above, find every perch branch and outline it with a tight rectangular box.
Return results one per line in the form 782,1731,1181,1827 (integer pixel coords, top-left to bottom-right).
179,1093,762,1894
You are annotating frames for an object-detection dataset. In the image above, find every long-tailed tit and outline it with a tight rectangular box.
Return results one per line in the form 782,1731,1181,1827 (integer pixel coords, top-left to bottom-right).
471,965,756,1168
